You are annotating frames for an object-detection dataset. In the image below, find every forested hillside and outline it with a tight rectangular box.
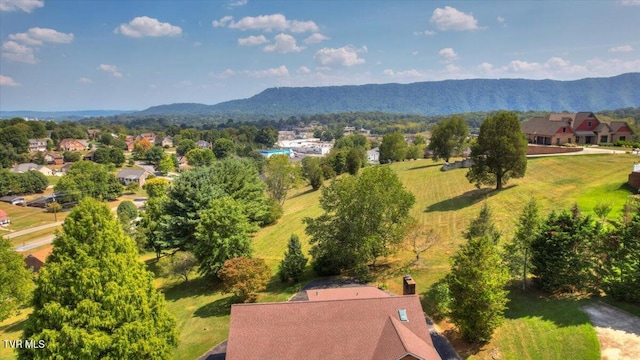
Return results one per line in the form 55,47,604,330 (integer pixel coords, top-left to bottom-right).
138,73,640,117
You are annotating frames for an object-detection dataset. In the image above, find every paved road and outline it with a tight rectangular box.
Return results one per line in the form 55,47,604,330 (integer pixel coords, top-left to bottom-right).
8,200,146,252
4,221,63,239
14,235,56,252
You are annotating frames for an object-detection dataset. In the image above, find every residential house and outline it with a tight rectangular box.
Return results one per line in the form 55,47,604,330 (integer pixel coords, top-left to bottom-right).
24,247,52,272
125,140,135,152
197,140,212,149
83,151,95,161
87,129,100,139
11,163,53,176
367,147,380,164
521,112,634,146
60,163,74,174
0,196,25,205
0,209,9,226
161,136,174,148
225,276,441,360
57,138,87,151
44,152,64,165
116,169,150,187
137,132,157,144
28,138,49,152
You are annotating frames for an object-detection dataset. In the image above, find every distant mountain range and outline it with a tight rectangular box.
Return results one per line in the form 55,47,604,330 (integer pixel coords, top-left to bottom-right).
3,73,639,120
137,73,640,117
0,110,133,120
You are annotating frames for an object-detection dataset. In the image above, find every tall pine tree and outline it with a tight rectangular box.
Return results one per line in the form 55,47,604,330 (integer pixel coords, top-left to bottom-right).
504,198,540,290
18,198,177,359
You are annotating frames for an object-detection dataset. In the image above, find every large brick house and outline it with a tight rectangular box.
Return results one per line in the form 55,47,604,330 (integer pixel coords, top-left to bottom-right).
521,112,634,146
57,138,87,151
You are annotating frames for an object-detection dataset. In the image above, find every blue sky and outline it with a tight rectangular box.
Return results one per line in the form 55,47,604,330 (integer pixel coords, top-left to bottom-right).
1,0,639,111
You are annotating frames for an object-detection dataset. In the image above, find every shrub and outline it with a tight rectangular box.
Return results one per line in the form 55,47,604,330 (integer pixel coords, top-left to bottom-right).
218,257,271,303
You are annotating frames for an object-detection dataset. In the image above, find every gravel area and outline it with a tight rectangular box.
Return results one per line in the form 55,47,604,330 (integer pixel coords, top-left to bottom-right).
582,302,640,360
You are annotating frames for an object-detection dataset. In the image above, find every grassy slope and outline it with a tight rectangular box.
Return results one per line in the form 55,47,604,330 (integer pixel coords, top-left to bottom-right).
1,153,637,360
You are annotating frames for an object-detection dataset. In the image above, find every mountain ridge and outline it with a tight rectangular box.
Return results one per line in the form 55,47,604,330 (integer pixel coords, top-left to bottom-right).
137,73,640,117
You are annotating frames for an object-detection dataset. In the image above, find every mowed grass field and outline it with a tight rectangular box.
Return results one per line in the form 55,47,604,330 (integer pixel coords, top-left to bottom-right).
1,153,638,360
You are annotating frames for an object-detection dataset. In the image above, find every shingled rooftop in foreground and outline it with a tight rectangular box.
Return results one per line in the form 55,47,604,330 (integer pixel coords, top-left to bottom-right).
225,276,442,360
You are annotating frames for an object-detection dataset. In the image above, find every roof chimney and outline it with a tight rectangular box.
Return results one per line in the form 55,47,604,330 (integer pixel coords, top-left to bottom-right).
403,275,416,295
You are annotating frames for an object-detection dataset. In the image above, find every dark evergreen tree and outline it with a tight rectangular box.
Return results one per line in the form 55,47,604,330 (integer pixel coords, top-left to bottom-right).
503,197,540,289
279,234,308,282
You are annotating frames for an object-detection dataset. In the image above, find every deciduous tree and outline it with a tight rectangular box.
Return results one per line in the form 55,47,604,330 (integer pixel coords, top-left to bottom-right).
304,166,415,277
301,156,324,190
185,148,215,167
0,238,33,322
264,154,299,205
18,198,177,359
193,197,256,278
379,132,408,163
428,115,469,162
54,161,122,203
218,257,271,303
466,111,527,190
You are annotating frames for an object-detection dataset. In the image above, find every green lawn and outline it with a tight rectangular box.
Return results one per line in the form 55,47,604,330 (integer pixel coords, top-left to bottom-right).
1,153,638,360
0,203,64,232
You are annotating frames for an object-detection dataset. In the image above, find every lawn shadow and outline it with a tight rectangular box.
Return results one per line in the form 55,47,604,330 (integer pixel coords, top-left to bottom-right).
617,182,638,194
0,315,27,334
163,275,220,302
289,188,317,200
504,283,592,328
407,163,442,171
425,185,517,213
194,296,234,319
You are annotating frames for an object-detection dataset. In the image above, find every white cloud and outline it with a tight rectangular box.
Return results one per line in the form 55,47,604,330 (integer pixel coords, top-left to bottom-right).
439,47,458,62
210,69,237,78
263,33,304,53
193,41,202,47
115,16,182,38
245,65,289,78
620,0,640,5
238,35,268,46
0,74,20,86
430,6,478,31
444,64,460,73
304,33,329,44
297,66,311,74
314,45,366,67
97,64,123,78
1,40,36,63
609,45,633,52
229,0,248,6
497,16,505,23
0,0,43,13
229,13,289,31
477,62,494,72
413,30,436,36
412,51,418,56
219,13,319,33
77,77,92,84
212,16,234,27
289,20,319,33
383,69,424,79
9,27,74,46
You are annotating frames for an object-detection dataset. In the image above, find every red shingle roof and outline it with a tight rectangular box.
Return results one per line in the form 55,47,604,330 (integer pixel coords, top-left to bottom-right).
306,287,390,301
226,292,441,360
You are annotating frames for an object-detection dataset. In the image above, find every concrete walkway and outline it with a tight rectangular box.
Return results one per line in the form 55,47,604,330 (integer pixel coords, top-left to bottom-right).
14,235,56,252
528,147,625,158
582,302,640,360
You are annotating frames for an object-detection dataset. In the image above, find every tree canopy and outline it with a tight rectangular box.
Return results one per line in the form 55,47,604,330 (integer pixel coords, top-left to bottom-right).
54,161,122,203
304,166,415,277
264,154,299,205
0,238,34,322
379,132,408,163
18,198,177,359
428,115,469,162
466,111,527,190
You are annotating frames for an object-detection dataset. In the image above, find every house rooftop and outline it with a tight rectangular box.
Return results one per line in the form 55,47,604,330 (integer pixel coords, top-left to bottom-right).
116,169,147,179
226,292,440,360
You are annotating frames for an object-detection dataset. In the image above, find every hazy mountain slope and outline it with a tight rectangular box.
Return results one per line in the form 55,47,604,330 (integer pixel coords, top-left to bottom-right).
136,72,640,116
